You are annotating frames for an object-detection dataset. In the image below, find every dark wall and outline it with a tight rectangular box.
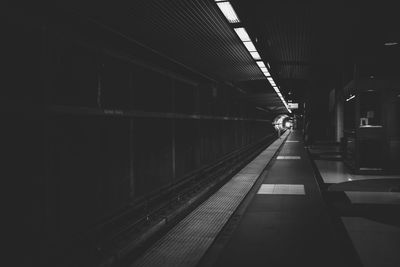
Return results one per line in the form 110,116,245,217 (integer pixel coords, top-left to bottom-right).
6,6,275,266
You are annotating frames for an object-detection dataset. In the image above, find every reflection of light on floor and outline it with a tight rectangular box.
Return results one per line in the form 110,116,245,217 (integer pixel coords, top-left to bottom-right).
348,178,352,181
257,184,305,195
277,156,301,159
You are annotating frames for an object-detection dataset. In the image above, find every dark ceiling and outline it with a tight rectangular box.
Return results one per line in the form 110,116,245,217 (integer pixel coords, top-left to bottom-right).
55,0,400,114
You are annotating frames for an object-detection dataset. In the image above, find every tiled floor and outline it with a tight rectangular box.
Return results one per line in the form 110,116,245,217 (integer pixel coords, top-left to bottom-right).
342,217,400,267
309,143,400,267
202,131,357,267
257,184,305,195
314,157,400,184
345,191,400,204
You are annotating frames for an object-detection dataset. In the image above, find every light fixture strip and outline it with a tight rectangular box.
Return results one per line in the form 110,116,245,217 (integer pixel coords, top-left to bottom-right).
234,27,251,42
346,95,356,102
243,41,257,52
216,1,240,23
216,1,290,113
250,51,261,60
256,61,266,68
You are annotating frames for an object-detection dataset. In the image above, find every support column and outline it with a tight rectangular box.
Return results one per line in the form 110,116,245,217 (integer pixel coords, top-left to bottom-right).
334,88,344,142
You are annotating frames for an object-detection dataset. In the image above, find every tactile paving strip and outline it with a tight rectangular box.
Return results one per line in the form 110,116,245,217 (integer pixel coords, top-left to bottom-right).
131,132,290,267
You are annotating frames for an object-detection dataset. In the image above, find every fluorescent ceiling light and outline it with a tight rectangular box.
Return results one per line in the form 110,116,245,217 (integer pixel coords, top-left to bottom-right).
267,62,271,69
250,51,261,60
346,95,355,101
256,61,266,68
243,41,256,51
234,27,251,42
261,69,270,76
267,77,274,83
384,42,398,46
216,2,240,23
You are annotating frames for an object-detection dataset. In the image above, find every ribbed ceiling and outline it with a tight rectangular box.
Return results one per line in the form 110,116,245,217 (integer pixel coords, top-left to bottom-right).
59,0,400,113
63,0,265,83
265,8,312,81
57,0,286,111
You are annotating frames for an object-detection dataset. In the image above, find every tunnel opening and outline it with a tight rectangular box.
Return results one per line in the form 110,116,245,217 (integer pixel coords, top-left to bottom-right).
273,114,293,132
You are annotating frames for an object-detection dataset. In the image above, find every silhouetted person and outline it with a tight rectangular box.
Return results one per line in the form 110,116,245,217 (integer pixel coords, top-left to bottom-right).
304,119,313,147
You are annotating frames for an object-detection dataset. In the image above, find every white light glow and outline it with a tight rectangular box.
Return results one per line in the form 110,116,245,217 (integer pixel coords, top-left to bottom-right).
346,95,355,102
216,2,240,23
256,61,266,68
267,77,274,83
243,41,256,51
234,27,251,42
384,42,398,46
250,51,261,60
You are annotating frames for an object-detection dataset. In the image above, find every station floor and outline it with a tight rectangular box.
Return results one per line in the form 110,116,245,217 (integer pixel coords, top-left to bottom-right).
309,144,400,267
130,131,400,267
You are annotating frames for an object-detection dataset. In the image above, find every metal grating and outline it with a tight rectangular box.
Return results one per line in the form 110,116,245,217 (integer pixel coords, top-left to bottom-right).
131,131,289,267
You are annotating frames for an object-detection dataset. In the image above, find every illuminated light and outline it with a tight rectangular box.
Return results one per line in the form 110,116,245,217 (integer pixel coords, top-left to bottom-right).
267,62,271,69
263,72,271,77
267,77,274,83
260,67,270,76
256,61,266,68
346,95,355,102
243,41,256,51
384,42,398,46
250,51,261,60
234,27,251,42
216,1,240,23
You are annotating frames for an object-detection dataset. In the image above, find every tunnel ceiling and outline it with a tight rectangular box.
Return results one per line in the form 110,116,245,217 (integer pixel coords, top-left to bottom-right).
54,0,287,113
233,0,400,103
55,0,399,114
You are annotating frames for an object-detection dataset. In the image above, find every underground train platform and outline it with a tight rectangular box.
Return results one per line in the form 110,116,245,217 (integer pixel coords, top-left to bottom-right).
5,1,400,267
